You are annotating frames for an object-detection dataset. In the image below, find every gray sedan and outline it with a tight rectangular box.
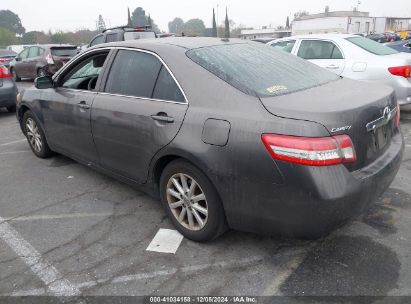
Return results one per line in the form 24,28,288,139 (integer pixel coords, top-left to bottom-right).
0,65,17,112
16,38,403,241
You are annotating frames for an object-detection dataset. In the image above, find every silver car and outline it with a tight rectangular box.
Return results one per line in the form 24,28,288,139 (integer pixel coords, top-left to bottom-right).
268,34,411,106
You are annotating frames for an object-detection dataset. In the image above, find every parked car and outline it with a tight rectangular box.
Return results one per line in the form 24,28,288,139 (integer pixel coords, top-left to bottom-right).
16,38,403,241
268,34,411,106
0,65,18,112
251,38,275,44
0,49,17,68
386,39,411,53
367,32,401,43
87,26,156,48
9,44,77,81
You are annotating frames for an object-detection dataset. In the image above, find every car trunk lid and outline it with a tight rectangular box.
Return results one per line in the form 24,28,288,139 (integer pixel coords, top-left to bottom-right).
50,47,77,69
259,78,398,171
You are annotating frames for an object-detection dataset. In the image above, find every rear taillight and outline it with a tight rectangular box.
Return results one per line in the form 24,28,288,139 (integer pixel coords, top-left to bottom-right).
395,103,400,128
0,58,6,63
46,53,54,65
262,134,356,166
388,66,411,78
0,66,12,79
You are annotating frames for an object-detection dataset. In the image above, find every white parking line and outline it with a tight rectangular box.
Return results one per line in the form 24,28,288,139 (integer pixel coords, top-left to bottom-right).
0,151,30,155
5,212,114,222
0,216,81,297
9,255,265,296
0,139,26,146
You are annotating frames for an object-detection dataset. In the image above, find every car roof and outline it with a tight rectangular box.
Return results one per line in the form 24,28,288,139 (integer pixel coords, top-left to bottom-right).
94,37,249,50
26,44,77,49
278,33,356,40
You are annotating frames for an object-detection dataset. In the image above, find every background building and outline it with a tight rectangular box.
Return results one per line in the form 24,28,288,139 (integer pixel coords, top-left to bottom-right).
240,27,291,40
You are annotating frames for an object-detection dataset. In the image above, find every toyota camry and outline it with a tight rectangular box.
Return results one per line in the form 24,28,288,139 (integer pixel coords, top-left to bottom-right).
16,38,404,241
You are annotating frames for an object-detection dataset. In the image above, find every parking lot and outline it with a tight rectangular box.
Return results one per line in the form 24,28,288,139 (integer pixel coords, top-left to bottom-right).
1,81,411,300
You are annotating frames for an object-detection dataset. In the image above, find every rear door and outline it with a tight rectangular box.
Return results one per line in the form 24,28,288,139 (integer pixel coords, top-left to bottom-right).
91,48,188,183
26,46,42,77
296,39,346,75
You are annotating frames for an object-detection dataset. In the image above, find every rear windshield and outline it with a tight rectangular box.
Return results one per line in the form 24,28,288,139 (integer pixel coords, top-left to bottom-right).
346,37,398,55
51,47,77,57
186,43,340,98
124,32,156,40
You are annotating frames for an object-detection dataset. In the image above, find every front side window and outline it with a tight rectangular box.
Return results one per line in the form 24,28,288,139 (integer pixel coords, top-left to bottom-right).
18,48,29,59
270,40,296,53
61,52,109,90
105,50,162,99
346,36,398,55
297,40,343,60
187,43,340,98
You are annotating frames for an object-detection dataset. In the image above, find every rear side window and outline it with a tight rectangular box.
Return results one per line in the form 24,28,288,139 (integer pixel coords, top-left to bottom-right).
152,66,185,102
105,33,118,43
297,40,343,59
105,50,162,98
187,43,340,98
124,32,156,40
51,47,77,57
28,47,39,58
346,36,398,55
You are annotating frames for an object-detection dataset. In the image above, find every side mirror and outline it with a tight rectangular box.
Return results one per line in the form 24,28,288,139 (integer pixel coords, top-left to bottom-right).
15,57,21,62
34,76,54,89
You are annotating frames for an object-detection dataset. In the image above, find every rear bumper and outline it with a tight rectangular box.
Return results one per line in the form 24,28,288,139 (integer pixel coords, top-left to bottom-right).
0,79,17,107
384,77,411,105
224,131,404,238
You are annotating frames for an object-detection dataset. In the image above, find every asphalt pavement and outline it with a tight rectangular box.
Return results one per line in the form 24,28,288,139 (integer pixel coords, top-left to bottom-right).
0,81,411,301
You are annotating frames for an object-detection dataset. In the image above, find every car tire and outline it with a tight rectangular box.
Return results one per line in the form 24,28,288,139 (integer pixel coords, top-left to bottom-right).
6,105,16,113
37,68,47,77
11,68,21,82
160,159,227,242
22,110,54,158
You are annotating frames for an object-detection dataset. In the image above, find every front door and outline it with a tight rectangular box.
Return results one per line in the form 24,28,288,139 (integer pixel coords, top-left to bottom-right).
14,48,29,78
296,39,346,76
91,49,188,183
40,50,111,164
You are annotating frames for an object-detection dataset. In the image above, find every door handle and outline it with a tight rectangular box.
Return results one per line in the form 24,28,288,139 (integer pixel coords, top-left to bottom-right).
77,101,90,110
151,113,174,123
326,64,339,69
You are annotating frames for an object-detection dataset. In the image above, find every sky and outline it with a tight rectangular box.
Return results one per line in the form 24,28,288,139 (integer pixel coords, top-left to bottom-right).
2,0,411,33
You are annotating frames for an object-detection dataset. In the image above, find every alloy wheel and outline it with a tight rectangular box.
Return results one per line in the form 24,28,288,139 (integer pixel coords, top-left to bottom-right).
166,173,208,231
25,118,42,153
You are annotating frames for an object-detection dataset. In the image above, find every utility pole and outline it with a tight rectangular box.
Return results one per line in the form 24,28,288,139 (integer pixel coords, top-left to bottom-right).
216,4,219,28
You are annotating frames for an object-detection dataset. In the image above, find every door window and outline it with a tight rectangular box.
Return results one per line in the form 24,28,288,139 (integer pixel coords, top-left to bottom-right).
28,47,39,58
270,40,296,53
18,48,29,59
61,52,109,90
105,50,162,99
297,40,344,59
90,35,104,47
105,33,118,43
152,66,185,102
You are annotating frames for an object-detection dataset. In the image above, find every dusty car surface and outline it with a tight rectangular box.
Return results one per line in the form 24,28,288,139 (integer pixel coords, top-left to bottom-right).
10,44,77,81
16,38,404,241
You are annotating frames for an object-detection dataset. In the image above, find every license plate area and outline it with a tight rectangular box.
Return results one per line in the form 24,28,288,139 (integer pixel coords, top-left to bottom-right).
373,124,390,150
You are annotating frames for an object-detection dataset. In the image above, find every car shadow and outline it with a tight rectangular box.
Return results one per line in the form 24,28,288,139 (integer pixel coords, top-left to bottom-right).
0,108,15,118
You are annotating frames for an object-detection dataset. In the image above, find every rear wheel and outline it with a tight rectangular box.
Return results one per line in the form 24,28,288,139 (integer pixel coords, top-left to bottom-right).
23,111,53,158
160,160,227,242
11,68,21,82
6,105,16,113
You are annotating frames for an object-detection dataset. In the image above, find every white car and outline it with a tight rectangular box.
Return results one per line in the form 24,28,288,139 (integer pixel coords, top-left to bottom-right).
268,34,411,106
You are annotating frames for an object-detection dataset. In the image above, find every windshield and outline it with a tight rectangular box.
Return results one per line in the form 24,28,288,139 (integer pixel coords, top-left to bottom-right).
346,36,398,55
124,31,156,40
186,43,340,98
51,47,78,57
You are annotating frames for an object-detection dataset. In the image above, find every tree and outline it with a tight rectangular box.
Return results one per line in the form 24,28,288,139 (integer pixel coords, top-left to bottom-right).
224,8,230,38
97,14,106,31
131,7,147,27
183,19,206,37
212,9,217,37
127,8,132,27
0,10,25,35
286,16,290,28
147,14,152,28
50,31,66,44
0,27,18,47
294,10,309,20
22,31,51,44
168,18,184,34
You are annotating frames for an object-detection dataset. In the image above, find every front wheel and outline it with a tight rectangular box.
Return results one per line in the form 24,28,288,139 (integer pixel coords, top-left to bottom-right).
23,111,54,158
160,160,227,242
